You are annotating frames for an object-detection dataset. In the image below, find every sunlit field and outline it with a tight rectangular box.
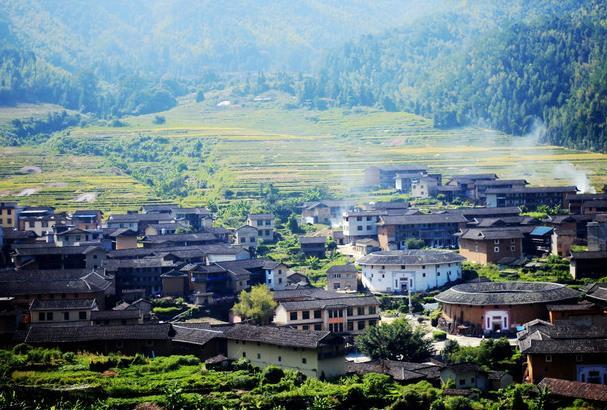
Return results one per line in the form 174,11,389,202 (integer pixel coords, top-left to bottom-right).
2,94,607,211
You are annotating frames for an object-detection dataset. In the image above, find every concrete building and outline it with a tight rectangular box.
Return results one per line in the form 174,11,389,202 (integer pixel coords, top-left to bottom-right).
234,225,258,251
486,186,578,210
457,228,524,265
247,214,275,242
518,319,607,384
435,282,581,336
364,165,427,188
302,200,356,225
223,324,346,378
0,201,19,229
264,261,290,290
377,213,468,250
326,264,358,292
273,288,380,334
342,210,385,243
29,298,97,323
358,250,465,293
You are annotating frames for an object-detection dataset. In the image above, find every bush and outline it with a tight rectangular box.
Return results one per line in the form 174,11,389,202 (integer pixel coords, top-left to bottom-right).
153,115,166,124
152,306,181,315
12,343,32,355
432,330,447,341
261,365,285,384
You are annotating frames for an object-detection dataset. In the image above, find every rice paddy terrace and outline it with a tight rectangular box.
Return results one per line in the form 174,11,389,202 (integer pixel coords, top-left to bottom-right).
2,96,607,211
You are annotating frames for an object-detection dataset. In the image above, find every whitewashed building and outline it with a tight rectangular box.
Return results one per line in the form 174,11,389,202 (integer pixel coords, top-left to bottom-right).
357,250,465,293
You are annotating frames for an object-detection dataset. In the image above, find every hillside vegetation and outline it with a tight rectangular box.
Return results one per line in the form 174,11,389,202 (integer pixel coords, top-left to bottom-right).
310,0,607,150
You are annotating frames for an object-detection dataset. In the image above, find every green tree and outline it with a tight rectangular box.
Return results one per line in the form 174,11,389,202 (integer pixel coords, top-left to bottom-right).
287,214,301,234
232,285,277,325
355,319,433,361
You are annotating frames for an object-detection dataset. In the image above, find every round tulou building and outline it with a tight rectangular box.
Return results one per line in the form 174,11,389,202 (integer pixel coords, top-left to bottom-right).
435,281,580,336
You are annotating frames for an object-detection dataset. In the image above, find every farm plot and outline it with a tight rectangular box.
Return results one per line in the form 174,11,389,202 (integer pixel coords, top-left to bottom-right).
0,146,158,212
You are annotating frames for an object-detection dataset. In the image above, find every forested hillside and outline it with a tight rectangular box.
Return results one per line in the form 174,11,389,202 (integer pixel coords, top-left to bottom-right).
310,0,607,150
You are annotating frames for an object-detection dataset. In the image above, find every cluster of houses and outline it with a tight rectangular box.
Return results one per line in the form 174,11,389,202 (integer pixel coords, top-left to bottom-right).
1,171,607,402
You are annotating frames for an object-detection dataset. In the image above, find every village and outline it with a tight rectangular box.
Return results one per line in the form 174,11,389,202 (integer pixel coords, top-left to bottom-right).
1,164,607,406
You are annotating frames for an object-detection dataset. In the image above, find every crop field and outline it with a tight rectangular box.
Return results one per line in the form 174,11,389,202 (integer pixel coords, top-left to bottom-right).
2,94,607,211
0,146,158,213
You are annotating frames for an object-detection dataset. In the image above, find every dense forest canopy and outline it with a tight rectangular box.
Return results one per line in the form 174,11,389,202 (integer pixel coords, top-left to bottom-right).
0,0,606,151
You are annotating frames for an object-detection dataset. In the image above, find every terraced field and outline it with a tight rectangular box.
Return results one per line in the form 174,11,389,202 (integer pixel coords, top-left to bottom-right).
0,146,158,212
2,94,607,211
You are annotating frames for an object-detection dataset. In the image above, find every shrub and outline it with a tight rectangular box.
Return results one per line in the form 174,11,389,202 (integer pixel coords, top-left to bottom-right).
432,330,447,341
12,343,32,355
62,352,76,363
261,365,285,384
153,115,166,125
152,306,181,315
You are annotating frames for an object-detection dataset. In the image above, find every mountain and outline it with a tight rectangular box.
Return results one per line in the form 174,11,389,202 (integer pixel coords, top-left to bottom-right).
309,0,607,151
0,0,439,77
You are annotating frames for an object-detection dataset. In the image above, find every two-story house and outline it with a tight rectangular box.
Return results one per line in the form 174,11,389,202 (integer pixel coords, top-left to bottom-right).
247,214,275,242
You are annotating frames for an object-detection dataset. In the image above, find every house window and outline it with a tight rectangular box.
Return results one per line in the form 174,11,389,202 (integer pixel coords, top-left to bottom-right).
302,358,307,364
302,311,310,320
333,283,340,290
347,322,354,331
369,306,376,315
302,325,309,330
356,216,362,221
347,307,353,316
358,321,365,330
494,239,500,244
257,353,261,359
545,355,552,362
314,324,322,331
471,377,475,383
46,312,54,321
39,312,45,321
357,226,363,231
494,247,500,253
278,278,283,284
422,273,426,277
459,379,465,386
64,312,69,321
278,356,282,362
510,246,515,252
357,307,365,316
242,352,246,358
79,312,87,320
314,310,321,319
290,312,298,321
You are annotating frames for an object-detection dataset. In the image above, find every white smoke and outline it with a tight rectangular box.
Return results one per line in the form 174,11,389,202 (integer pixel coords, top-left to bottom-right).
517,118,547,147
553,163,595,194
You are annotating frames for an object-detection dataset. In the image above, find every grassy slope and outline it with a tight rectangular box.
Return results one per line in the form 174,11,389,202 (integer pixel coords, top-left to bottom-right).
2,94,607,212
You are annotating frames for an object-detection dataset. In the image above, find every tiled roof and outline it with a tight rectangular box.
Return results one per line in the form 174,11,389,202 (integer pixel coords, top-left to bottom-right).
346,360,441,381
379,213,467,225
13,244,104,256
546,301,597,311
223,324,333,349
0,270,112,296
91,310,140,320
486,186,577,194
248,213,274,219
517,319,607,354
358,250,465,266
109,213,173,223
538,378,607,402
475,179,528,186
446,207,522,217
30,298,97,310
435,282,580,306
25,323,173,343
570,251,607,260
586,283,607,302
109,228,138,237
172,324,223,346
143,233,217,243
327,264,357,274
458,228,524,240
299,236,327,244
280,295,379,311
